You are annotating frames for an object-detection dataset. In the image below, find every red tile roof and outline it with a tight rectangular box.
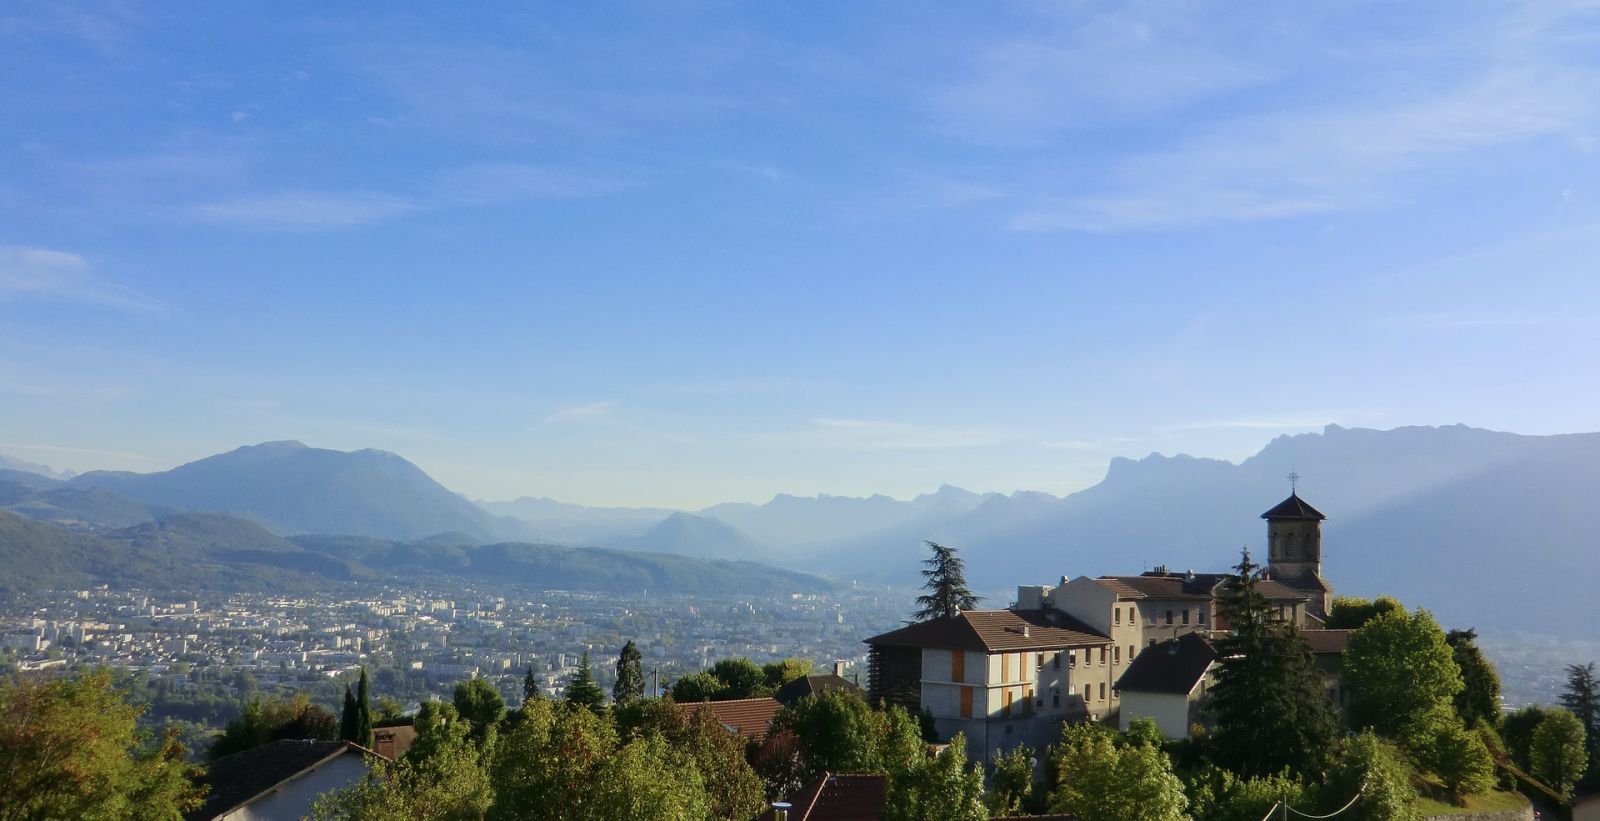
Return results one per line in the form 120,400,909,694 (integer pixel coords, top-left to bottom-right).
757,772,888,821
864,609,1108,653
679,697,783,741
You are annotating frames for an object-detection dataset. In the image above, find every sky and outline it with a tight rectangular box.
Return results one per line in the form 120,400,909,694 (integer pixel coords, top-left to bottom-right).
4,1,1600,508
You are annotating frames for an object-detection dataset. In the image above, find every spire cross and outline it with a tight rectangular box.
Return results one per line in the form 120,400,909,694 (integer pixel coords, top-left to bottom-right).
1287,471,1300,493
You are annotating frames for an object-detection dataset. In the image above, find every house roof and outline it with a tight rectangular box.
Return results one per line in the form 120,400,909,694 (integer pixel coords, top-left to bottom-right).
1114,633,1216,696
864,608,1108,653
1302,629,1353,655
1261,492,1326,521
679,697,783,741
1101,572,1309,603
775,673,861,707
371,725,416,761
188,739,374,821
757,772,888,821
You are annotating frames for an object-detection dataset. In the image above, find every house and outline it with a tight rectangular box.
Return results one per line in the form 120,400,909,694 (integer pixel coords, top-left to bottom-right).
1303,628,1354,715
187,739,379,821
775,670,862,707
678,696,784,741
371,724,417,760
864,608,1109,766
756,772,887,821
1114,632,1216,738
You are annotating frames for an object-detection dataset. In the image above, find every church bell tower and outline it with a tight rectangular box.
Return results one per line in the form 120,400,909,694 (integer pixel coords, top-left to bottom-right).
1261,478,1332,616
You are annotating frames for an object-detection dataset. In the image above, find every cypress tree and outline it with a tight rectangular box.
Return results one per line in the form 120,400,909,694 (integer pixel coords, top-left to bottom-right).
614,641,645,703
339,685,359,743
913,541,980,621
354,667,373,747
1206,548,1340,778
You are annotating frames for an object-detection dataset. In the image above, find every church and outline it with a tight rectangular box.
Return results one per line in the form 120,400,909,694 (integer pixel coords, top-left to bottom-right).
864,489,1352,768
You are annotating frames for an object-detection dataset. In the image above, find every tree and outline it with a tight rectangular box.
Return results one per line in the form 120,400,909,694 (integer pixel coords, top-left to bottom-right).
354,667,373,748
588,733,711,821
564,651,606,714
1325,595,1404,630
1182,765,1308,821
1048,723,1189,821
674,704,767,820
762,658,813,690
1560,662,1600,782
986,745,1037,817
914,541,979,621
487,698,613,820
1445,629,1502,729
1430,721,1495,799
1530,709,1587,796
1343,608,1462,743
212,693,339,759
708,657,766,699
522,666,540,703
883,732,986,821
613,641,644,703
670,671,721,703
766,689,925,782
1322,731,1419,821
0,670,205,821
340,685,360,743
1502,705,1558,772
315,699,492,821
453,677,506,747
1206,549,1340,778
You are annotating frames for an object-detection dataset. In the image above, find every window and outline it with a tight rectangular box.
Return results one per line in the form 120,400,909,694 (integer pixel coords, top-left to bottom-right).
1053,651,1061,671
1114,646,1121,664
951,651,964,682
1182,609,1190,625
1198,609,1208,625
1099,682,1106,700
1068,650,1077,669
1099,647,1107,665
960,686,972,717
1128,644,1135,661
1115,608,1121,625
1148,639,1157,647
1129,606,1136,623
1165,609,1174,625
1053,691,1060,709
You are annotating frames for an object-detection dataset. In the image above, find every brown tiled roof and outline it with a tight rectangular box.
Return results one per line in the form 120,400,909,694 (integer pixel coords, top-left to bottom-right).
757,772,888,821
1114,633,1216,695
1252,578,1313,601
864,609,1108,653
775,673,861,707
188,740,374,821
371,725,416,761
1302,629,1353,654
679,697,783,741
1099,575,1212,600
1261,492,1326,521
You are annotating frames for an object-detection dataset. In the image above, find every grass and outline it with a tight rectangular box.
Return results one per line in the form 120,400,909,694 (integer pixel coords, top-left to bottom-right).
1415,789,1530,816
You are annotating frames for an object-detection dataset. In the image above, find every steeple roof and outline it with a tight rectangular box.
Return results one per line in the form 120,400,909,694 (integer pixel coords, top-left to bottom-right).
1260,492,1326,521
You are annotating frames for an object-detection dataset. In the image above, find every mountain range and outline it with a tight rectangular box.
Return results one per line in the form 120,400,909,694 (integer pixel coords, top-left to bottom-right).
3,423,1595,636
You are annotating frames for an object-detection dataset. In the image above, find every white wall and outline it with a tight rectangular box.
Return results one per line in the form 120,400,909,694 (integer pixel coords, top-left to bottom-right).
221,753,369,821
1118,690,1194,739
1052,577,1116,635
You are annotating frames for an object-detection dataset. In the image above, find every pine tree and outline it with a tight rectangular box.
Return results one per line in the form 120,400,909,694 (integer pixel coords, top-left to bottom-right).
1206,548,1340,778
522,666,540,703
354,667,373,748
339,685,360,743
1560,662,1600,784
913,541,980,621
1447,628,1502,728
614,640,645,703
565,651,607,713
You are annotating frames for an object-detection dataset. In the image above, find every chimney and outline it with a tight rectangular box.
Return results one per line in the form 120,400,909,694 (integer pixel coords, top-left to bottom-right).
772,802,792,821
833,660,847,678
1060,575,1070,586
1022,625,1031,638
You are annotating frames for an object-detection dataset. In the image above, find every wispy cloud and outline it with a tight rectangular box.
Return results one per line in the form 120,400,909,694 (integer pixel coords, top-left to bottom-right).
544,402,615,424
768,418,1008,451
0,245,165,311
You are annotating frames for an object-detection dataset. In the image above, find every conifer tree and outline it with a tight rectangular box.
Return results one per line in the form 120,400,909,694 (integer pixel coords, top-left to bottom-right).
354,667,373,748
565,651,607,713
522,666,540,703
1447,628,1502,728
339,685,359,744
614,640,645,703
1561,662,1600,785
914,541,980,621
1206,548,1339,778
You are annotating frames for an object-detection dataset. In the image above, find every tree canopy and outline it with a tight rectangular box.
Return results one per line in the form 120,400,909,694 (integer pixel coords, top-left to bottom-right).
1343,607,1462,741
1048,723,1189,821
564,651,607,714
1446,629,1502,729
612,641,644,704
913,540,979,621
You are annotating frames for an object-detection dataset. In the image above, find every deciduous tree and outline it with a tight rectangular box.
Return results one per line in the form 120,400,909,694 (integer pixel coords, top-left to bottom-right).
883,731,986,821
1446,629,1502,728
1343,608,1462,744
1047,723,1189,821
1530,709,1587,796
453,677,506,748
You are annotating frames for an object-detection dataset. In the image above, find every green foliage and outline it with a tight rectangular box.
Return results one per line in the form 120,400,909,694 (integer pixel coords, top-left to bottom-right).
587,733,710,821
986,745,1037,817
1047,722,1189,821
669,671,721,702
564,651,607,714
314,703,492,821
1429,721,1496,799
1322,731,1420,821
211,693,339,760
1561,662,1600,783
767,689,926,783
1502,705,1557,771
355,667,373,748
1183,764,1308,821
1206,549,1340,778
1446,629,1502,728
0,669,205,821
1125,716,1164,749
340,685,359,743
1343,608,1463,743
883,732,986,821
914,540,980,620
709,657,766,698
1529,709,1587,795
762,657,813,690
612,641,644,703
453,677,506,747
522,666,540,703
672,704,767,820
1325,595,1405,630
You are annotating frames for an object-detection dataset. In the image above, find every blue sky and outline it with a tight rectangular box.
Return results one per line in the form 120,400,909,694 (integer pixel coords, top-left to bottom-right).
4,1,1600,507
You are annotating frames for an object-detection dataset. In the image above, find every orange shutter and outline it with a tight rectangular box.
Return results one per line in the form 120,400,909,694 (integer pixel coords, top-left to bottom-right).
951,651,964,682
960,686,972,717
1025,686,1034,713
1003,688,1013,717
1002,653,1012,682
